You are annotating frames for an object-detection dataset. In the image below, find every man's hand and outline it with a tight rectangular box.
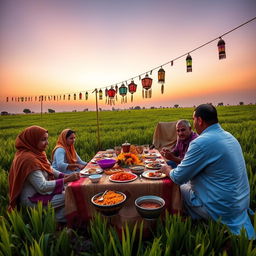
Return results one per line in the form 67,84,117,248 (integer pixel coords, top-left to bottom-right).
64,172,80,183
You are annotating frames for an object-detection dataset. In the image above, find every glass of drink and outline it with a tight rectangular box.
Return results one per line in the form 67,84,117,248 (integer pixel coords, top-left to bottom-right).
143,144,149,154
114,146,122,156
136,145,144,155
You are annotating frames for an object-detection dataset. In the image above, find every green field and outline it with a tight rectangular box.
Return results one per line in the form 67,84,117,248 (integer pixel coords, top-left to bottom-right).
0,105,255,255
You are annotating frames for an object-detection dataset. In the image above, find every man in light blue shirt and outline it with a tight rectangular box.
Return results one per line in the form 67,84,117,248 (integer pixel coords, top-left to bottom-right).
163,104,255,239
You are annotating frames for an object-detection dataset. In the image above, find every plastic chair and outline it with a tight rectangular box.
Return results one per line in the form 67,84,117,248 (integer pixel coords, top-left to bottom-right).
152,121,177,151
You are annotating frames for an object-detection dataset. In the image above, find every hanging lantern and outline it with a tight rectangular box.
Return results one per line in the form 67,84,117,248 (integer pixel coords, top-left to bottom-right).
79,92,82,100
128,80,137,102
171,61,173,66
141,74,153,98
107,87,116,105
99,89,103,100
119,83,128,103
18,97,20,102
186,54,192,72
85,91,88,100
74,93,76,100
44,96,46,101
6,97,8,102
158,67,165,94
217,38,226,60
68,94,71,100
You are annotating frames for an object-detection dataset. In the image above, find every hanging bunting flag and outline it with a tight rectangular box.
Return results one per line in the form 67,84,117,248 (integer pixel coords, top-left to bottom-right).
115,85,118,101
119,83,127,103
141,74,153,98
107,86,116,105
217,38,226,59
158,67,165,94
99,89,103,100
105,88,108,104
128,80,137,102
186,54,192,72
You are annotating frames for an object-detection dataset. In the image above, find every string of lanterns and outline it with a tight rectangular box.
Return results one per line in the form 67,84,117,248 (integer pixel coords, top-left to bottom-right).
5,17,255,105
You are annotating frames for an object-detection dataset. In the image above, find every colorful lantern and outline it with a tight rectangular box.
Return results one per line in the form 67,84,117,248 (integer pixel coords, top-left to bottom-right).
158,67,165,94
128,80,137,102
141,74,153,98
99,89,103,100
68,94,71,100
119,83,128,103
6,97,8,102
79,92,82,100
73,93,76,100
107,86,116,105
217,38,226,60
44,96,46,101
186,54,192,72
85,91,88,100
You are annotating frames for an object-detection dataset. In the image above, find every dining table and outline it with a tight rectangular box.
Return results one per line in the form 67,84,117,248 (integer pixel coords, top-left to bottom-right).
64,149,182,229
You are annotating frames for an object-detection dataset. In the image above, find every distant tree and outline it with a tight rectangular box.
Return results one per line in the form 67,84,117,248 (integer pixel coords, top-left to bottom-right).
134,106,141,110
150,106,155,109
48,109,55,113
239,102,244,105
1,111,9,115
174,104,179,108
217,102,224,106
23,108,31,114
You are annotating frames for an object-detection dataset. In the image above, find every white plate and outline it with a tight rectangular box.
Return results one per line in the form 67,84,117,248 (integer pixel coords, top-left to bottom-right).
142,170,166,179
109,173,137,183
144,159,165,164
144,153,161,159
80,168,103,176
145,164,163,170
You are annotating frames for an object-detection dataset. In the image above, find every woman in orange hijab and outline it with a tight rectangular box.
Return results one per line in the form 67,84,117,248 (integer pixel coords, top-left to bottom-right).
8,126,80,222
52,129,87,174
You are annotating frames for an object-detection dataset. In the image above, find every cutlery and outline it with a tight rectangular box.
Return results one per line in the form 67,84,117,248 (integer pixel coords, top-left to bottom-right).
139,174,143,182
97,190,108,202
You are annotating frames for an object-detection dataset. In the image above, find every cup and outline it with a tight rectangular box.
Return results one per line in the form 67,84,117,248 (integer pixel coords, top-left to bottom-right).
114,146,122,156
143,144,149,154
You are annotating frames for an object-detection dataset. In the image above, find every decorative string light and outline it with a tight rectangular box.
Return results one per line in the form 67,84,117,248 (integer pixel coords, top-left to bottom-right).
4,17,256,105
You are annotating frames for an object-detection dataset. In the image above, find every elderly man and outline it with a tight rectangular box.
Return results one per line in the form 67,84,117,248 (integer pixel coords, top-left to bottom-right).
162,104,255,239
161,120,198,168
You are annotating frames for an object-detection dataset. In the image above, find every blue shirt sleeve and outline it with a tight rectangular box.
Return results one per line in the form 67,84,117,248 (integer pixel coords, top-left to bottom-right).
53,148,69,172
76,153,87,166
170,140,209,185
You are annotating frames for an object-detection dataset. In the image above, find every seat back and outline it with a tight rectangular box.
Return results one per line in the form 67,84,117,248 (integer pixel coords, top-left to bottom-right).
152,121,177,151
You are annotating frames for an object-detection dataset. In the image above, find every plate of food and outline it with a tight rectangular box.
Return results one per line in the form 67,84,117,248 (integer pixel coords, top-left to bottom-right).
144,159,165,164
145,163,163,170
142,170,166,179
104,167,124,175
144,153,161,159
80,167,103,176
109,172,137,183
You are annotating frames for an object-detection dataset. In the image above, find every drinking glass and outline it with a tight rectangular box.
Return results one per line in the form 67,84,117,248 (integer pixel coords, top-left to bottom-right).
136,145,144,155
143,144,149,154
114,146,122,156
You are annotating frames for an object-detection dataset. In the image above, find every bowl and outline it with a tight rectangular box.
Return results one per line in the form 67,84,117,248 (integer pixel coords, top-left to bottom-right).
135,195,165,219
97,159,116,169
89,174,102,183
91,191,127,216
129,165,145,175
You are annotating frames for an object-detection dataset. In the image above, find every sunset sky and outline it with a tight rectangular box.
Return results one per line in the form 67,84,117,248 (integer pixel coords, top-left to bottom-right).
0,0,256,113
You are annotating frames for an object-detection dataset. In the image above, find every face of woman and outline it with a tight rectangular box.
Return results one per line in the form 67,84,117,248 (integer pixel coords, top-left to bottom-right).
37,132,49,152
66,133,76,146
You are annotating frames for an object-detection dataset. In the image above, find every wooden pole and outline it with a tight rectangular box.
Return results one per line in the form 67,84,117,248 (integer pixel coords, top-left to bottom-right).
93,89,101,150
40,95,43,119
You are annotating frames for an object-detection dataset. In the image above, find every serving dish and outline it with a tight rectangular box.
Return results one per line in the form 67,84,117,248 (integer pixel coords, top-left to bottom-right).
142,170,166,179
109,172,137,183
97,159,116,169
80,168,103,176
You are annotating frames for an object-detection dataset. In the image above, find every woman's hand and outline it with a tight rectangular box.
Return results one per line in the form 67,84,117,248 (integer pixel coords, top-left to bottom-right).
160,165,172,177
64,172,80,183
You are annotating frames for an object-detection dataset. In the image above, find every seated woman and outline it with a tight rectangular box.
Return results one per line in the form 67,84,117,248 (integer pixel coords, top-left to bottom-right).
8,125,80,223
52,129,87,174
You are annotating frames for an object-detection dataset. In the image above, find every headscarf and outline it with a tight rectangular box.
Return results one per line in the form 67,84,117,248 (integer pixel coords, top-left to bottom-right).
8,125,54,210
51,129,77,164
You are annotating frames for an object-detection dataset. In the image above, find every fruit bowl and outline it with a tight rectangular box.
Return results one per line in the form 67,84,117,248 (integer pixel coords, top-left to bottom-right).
97,159,116,169
135,195,165,219
91,191,126,216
